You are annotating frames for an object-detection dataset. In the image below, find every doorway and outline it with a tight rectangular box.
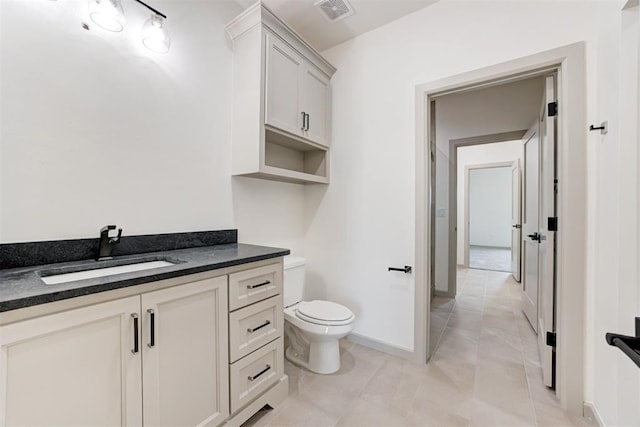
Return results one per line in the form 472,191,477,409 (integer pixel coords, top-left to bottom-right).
464,162,516,273
414,43,588,414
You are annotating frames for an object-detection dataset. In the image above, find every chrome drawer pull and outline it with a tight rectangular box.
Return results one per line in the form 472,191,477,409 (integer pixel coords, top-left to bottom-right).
248,364,271,382
247,280,270,290
247,320,271,333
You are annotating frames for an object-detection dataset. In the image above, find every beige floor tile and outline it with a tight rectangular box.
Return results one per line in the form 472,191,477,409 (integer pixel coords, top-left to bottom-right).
470,398,537,427
246,268,591,427
412,358,476,419
298,379,359,419
285,360,319,398
268,397,339,427
335,397,406,427
447,312,484,334
404,398,471,427
473,358,537,425
477,329,524,364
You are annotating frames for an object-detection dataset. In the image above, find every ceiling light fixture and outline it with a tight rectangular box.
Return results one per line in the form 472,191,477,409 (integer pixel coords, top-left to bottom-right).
88,0,170,53
142,13,170,53
88,0,125,32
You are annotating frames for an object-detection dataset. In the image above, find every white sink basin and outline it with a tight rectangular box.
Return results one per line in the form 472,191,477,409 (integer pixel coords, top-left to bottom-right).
40,260,177,285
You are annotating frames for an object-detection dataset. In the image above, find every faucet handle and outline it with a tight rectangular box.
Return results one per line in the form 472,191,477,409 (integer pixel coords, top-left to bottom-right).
100,225,117,234
110,228,123,244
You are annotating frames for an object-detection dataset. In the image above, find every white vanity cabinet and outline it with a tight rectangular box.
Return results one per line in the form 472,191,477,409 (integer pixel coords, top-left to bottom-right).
141,278,229,427
0,259,287,427
226,3,336,185
0,296,143,426
0,276,228,427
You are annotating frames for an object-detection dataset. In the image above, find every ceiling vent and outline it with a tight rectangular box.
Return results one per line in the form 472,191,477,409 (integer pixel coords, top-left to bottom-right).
314,0,355,23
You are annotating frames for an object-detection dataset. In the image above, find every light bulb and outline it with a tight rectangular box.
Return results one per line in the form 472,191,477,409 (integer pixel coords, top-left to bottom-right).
88,0,124,32
142,14,170,54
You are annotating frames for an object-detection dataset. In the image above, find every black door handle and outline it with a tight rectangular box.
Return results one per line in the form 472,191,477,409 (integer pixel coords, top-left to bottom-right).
512,224,522,229
388,266,412,273
528,233,541,241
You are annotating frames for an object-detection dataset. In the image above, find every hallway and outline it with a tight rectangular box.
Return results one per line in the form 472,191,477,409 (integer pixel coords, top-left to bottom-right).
244,268,591,426
428,267,590,426
468,246,512,272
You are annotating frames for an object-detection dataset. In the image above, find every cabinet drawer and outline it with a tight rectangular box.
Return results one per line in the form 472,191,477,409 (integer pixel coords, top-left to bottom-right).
229,263,282,311
229,338,283,414
229,296,283,363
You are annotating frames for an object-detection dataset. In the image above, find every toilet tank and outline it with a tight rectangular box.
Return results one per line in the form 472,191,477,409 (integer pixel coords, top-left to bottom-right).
283,256,306,308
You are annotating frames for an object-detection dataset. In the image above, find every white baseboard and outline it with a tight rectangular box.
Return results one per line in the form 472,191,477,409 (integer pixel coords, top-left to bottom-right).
347,332,415,361
434,290,455,298
583,402,605,427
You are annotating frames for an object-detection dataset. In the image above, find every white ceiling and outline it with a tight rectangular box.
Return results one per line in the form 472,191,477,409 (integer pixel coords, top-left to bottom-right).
234,0,438,51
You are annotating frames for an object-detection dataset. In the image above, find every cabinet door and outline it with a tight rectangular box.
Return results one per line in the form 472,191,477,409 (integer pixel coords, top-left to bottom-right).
265,32,304,137
141,276,229,427
302,64,331,146
0,296,142,426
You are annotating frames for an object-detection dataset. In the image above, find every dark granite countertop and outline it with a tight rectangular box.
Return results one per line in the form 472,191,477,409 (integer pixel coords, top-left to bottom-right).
0,243,289,312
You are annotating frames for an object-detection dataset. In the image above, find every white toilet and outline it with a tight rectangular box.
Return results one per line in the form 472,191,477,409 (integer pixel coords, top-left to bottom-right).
283,256,355,374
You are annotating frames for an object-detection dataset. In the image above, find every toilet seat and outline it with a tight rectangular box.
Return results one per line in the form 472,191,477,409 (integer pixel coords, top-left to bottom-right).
295,300,354,326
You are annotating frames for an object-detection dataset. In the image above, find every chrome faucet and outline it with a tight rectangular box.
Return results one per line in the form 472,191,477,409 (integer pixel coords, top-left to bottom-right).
97,225,122,260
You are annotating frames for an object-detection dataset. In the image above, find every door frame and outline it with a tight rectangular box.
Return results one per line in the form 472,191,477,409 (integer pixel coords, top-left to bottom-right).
464,161,517,270
414,42,587,415
441,131,526,298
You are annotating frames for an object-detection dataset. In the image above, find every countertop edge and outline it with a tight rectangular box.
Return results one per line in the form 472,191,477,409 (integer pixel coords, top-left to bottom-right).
0,248,290,313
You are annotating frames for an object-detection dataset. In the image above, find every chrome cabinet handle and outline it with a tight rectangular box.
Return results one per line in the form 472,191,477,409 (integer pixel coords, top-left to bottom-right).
131,313,139,354
247,320,271,333
305,113,310,131
147,309,155,348
301,112,306,130
248,364,271,381
247,280,270,290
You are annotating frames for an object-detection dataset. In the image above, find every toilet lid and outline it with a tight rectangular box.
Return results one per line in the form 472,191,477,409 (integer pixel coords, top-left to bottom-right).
296,300,354,326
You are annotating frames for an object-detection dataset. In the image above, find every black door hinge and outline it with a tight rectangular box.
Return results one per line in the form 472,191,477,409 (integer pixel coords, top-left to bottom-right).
548,101,558,117
548,217,558,232
546,331,557,347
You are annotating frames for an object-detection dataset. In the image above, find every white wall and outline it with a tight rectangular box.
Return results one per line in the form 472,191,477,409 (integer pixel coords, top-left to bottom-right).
457,141,522,264
468,166,511,248
311,1,638,420
307,0,602,353
585,2,640,425
434,78,542,292
0,0,305,254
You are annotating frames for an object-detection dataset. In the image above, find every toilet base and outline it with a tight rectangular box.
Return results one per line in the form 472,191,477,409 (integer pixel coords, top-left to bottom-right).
285,340,340,374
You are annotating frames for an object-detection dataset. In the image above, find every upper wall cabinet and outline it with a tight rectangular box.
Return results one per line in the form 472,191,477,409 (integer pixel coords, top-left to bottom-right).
265,33,331,147
226,3,336,185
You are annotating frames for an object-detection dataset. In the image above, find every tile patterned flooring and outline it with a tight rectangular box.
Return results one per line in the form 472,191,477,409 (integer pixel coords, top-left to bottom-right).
468,246,512,272
244,268,592,427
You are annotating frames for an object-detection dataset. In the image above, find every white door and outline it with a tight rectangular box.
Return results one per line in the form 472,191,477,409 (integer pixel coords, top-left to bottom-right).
0,296,142,426
522,119,540,332
538,75,557,387
511,160,522,282
265,32,304,137
142,276,229,427
301,64,330,146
